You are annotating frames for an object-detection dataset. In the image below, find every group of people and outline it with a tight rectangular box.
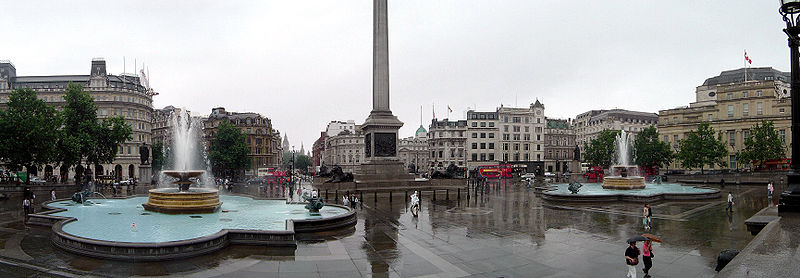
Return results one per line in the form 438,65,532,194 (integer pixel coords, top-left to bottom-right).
342,194,359,209
22,187,36,216
625,240,655,278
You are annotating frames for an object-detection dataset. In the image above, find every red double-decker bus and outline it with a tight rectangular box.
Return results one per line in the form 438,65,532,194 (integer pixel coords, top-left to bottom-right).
477,164,513,179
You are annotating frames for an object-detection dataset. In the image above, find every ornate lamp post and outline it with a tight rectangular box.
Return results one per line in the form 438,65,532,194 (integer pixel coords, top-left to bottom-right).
779,0,800,212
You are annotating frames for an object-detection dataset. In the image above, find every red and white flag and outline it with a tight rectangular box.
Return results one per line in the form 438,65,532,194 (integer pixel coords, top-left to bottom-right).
744,50,752,64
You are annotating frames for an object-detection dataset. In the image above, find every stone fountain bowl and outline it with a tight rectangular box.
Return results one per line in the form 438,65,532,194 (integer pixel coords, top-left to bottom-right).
161,170,205,180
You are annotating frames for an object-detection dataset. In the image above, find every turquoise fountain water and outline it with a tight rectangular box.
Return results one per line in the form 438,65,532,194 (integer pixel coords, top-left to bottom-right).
50,195,348,243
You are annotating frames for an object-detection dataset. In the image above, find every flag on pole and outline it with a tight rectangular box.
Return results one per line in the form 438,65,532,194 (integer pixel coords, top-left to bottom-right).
744,50,752,64
447,105,453,113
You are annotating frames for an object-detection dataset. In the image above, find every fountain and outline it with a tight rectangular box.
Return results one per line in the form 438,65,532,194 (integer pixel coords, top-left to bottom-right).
142,109,221,214
602,130,646,189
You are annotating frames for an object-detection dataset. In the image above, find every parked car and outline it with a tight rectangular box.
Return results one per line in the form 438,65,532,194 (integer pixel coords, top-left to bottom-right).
521,173,536,180
543,172,556,177
119,178,137,186
29,176,47,185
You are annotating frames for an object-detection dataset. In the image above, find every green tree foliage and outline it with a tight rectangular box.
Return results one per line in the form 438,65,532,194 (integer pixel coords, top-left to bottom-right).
294,154,312,172
152,141,165,172
209,121,250,178
676,122,728,173
0,88,62,179
57,83,132,170
633,126,674,169
736,120,786,169
583,129,620,168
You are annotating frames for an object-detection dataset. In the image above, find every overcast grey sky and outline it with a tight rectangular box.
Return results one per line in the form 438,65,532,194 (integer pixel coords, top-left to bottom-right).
0,0,791,149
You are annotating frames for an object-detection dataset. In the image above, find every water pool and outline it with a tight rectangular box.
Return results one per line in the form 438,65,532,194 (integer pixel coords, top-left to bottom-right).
48,195,348,243
548,182,716,196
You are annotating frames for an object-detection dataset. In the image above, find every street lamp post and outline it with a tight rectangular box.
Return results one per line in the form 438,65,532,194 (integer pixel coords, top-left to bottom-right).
780,0,800,212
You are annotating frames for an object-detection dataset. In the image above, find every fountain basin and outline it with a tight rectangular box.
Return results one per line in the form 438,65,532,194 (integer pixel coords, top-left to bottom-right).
541,182,719,203
602,176,646,189
142,188,221,214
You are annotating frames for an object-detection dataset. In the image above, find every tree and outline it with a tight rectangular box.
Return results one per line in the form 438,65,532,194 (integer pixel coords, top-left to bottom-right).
633,126,674,169
209,121,250,178
736,120,786,169
583,129,620,168
677,122,728,173
152,141,166,172
57,83,131,179
294,154,312,173
0,88,62,182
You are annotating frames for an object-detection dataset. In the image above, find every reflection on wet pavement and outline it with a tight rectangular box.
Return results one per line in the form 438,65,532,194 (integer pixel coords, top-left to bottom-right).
0,180,775,277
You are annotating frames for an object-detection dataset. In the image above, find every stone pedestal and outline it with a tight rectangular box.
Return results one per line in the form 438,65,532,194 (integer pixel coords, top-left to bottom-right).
779,172,800,213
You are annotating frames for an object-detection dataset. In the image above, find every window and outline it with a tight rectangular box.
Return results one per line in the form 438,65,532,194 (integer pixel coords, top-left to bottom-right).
489,122,495,127
525,126,529,132
480,133,486,138
524,144,529,150
480,153,486,161
472,143,478,149
729,131,735,146
503,134,510,140
471,122,477,127
514,144,519,151
504,117,508,123
729,155,737,169
757,90,763,97
513,117,521,123
728,105,734,117
472,133,477,138
743,103,749,116
728,93,733,100
757,102,763,115
472,153,478,161
503,143,509,150
673,117,678,123
537,135,541,141
489,143,494,149
480,143,486,149
504,125,509,132
744,130,750,142
743,91,748,98
489,153,495,160
480,122,486,127
780,108,785,113
488,133,495,138
781,129,786,143
537,144,541,150
513,134,520,140
708,114,713,121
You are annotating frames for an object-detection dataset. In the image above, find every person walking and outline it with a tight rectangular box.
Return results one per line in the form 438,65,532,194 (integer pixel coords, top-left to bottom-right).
23,198,30,216
625,241,640,278
50,189,56,201
726,191,734,212
642,204,650,231
642,240,653,277
768,181,774,199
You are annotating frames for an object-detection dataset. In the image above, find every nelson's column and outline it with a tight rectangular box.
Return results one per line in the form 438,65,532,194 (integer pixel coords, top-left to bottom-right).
356,0,414,185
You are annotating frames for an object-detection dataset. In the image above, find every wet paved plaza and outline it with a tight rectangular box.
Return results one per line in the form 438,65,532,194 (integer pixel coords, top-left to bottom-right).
0,179,777,277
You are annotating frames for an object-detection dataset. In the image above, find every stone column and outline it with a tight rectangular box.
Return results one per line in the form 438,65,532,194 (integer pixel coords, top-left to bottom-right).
373,0,390,112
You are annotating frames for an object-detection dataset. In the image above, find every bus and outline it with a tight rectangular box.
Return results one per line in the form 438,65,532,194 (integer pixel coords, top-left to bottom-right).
580,162,590,173
477,164,513,179
753,158,792,171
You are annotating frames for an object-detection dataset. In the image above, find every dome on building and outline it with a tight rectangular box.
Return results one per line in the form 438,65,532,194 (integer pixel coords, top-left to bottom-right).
415,125,427,136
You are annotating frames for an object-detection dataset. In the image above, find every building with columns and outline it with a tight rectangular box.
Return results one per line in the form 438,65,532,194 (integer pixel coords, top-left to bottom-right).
544,118,578,173
0,58,153,182
428,119,467,174
658,67,792,170
575,109,658,154
322,126,364,173
398,126,429,174
203,107,282,176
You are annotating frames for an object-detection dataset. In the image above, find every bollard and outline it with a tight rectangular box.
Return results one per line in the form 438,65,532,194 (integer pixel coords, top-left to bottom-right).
433,190,436,200
446,189,449,200
374,191,377,203
335,190,338,203
405,191,408,202
325,190,328,201
389,191,392,202
360,191,364,202
457,188,461,200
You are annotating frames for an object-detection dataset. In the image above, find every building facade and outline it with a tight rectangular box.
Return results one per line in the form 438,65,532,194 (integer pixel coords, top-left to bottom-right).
465,110,499,171
658,67,792,170
575,109,659,154
203,107,282,176
544,118,578,173
398,126,429,174
428,119,467,173
0,58,153,182
311,132,326,171
322,127,364,173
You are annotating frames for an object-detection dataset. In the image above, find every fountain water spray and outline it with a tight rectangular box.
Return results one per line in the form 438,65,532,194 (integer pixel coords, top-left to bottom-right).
157,108,215,188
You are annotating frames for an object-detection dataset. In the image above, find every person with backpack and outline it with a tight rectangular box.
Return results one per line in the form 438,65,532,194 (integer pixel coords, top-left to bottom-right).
625,241,640,278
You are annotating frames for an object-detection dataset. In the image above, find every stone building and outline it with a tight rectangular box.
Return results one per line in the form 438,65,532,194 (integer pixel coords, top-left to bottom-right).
322,126,364,173
465,110,499,171
575,109,658,154
0,58,153,182
658,67,792,170
311,132,326,171
203,107,282,176
544,118,578,173
398,126,429,174
428,118,467,174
